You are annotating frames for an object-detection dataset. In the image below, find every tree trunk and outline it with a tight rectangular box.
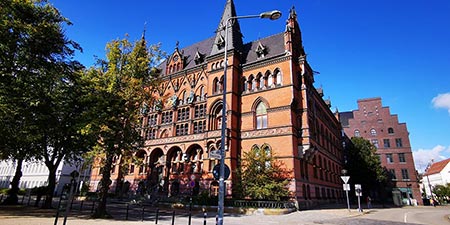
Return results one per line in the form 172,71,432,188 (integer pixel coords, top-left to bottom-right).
93,151,114,218
2,159,23,205
41,166,56,208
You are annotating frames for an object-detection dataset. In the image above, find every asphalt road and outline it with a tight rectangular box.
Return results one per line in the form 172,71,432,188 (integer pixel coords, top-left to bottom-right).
359,206,450,225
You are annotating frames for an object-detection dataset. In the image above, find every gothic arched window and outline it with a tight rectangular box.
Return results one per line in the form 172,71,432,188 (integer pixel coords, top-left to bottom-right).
256,102,268,129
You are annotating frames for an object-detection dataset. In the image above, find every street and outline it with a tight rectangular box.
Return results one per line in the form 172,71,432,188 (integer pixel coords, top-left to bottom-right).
0,204,449,225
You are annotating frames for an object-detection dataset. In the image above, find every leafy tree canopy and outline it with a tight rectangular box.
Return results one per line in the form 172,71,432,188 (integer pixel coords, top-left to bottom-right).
240,144,291,201
82,35,163,217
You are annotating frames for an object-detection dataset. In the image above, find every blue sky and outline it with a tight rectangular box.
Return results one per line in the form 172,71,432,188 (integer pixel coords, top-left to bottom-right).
51,0,450,172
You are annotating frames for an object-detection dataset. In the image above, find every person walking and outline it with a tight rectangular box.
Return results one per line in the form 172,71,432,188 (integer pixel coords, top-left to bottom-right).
366,196,372,209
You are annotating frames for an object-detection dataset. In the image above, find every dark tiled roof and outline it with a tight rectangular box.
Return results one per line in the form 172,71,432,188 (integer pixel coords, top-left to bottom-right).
339,111,354,127
159,37,215,76
159,32,286,77
241,33,286,65
424,158,450,176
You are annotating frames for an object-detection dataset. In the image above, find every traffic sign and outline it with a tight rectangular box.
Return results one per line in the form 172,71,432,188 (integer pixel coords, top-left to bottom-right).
340,176,350,184
343,184,350,191
213,164,230,180
210,150,221,159
355,184,362,196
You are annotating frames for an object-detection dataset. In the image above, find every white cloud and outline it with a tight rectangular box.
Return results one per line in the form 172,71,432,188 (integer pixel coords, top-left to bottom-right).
432,93,450,114
413,145,450,173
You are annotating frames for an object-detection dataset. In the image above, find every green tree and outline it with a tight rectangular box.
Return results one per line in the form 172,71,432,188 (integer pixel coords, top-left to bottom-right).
82,35,162,218
433,184,450,203
241,145,291,201
0,0,84,205
347,137,390,200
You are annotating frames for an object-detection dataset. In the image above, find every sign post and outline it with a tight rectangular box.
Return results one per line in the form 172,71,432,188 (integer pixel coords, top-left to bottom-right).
355,184,363,212
340,175,351,212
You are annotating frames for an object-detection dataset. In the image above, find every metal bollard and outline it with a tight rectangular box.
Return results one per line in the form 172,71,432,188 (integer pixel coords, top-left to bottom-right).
188,199,192,225
21,195,25,204
141,206,145,222
125,203,129,220
91,200,95,213
70,198,74,210
27,195,31,206
155,208,159,224
80,200,84,211
203,210,207,225
171,210,175,225
54,196,63,225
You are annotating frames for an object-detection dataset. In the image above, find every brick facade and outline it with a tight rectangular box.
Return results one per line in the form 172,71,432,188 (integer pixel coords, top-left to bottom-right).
340,97,422,205
90,1,345,208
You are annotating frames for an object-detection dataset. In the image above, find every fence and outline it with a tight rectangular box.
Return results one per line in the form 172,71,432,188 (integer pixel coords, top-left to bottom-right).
230,200,297,209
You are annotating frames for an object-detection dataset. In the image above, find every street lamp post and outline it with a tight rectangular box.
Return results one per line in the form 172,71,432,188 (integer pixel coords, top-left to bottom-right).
217,10,281,225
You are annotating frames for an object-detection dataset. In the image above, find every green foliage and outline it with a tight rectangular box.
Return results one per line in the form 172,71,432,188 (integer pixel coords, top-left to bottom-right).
241,145,291,201
0,0,88,206
347,137,391,196
433,184,450,201
83,35,163,217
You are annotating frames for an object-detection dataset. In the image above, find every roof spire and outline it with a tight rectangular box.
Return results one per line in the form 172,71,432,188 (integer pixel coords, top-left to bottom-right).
289,6,297,19
141,21,147,40
210,0,243,56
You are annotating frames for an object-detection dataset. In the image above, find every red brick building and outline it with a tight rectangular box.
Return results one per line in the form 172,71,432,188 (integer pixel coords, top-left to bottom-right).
340,97,422,205
90,0,345,208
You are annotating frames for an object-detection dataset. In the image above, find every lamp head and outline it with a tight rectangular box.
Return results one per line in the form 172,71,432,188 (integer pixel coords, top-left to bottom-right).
260,10,282,20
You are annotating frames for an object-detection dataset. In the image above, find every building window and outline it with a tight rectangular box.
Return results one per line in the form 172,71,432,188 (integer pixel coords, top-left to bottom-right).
370,128,377,136
275,70,282,85
177,107,190,121
388,169,396,180
193,120,206,134
395,138,403,147
194,104,206,118
255,102,268,129
268,73,273,87
354,130,360,137
386,154,393,163
398,153,406,163
388,127,394,134
383,139,391,148
176,123,189,136
146,129,156,140
371,139,379,148
148,114,158,126
401,169,410,180
162,111,173,124
242,78,248,93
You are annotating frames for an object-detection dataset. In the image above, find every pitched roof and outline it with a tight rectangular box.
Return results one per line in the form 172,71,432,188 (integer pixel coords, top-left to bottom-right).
159,32,286,77
339,111,354,128
424,158,450,176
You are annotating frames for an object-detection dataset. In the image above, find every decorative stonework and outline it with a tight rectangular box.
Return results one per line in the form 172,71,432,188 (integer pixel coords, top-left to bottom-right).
241,127,292,139
145,130,222,146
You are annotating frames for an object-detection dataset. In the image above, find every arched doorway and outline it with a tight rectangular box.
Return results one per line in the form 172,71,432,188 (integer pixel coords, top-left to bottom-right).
149,148,164,192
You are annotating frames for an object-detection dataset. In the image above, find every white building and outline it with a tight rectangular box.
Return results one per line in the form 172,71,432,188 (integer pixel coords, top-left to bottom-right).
0,159,91,195
422,158,450,198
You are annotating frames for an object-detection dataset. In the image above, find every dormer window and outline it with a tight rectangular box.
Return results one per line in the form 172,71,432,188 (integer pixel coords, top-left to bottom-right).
194,50,205,65
216,35,225,50
256,42,267,58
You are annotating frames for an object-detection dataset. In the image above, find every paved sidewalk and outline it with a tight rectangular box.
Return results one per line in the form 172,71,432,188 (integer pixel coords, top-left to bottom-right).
0,205,364,225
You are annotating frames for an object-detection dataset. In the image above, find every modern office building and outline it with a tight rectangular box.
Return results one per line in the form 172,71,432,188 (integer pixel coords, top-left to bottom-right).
0,159,90,195
90,0,345,208
340,97,422,205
